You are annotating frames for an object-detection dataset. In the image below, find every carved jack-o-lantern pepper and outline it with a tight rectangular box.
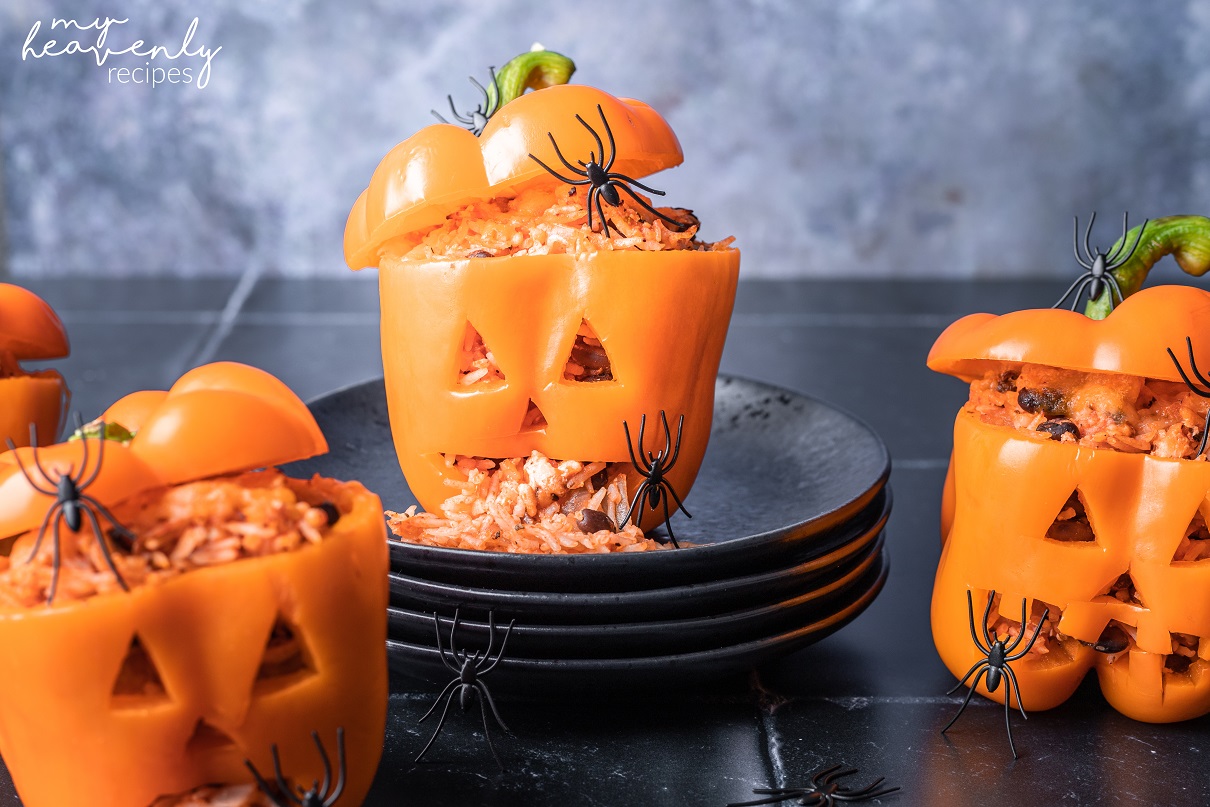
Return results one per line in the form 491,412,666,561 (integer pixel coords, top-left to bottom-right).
344,52,740,525
0,283,70,448
0,362,388,807
929,215,1210,723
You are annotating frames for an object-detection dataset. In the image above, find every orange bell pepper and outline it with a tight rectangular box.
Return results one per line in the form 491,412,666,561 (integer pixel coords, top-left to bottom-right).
0,283,70,448
0,363,387,806
928,215,1210,722
346,52,740,518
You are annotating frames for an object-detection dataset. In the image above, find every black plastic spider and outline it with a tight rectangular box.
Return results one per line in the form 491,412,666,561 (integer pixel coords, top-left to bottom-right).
942,589,1049,759
415,608,514,770
728,764,900,806
5,418,131,605
528,104,686,238
1167,336,1210,458
618,410,691,548
431,67,500,136
1053,211,1148,311
246,727,346,807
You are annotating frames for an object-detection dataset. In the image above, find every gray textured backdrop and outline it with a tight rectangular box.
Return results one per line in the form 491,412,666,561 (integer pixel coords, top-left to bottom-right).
1,0,1207,279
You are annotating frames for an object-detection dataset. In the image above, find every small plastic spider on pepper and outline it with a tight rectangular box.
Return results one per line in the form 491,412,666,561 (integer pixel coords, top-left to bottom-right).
928,213,1210,724
0,283,70,449
0,362,388,807
345,48,740,553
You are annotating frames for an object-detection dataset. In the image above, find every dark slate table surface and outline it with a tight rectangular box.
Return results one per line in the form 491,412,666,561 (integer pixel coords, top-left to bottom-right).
4,277,1208,807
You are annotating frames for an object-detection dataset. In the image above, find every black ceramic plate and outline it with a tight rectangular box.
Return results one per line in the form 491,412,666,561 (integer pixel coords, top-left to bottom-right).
387,548,888,690
388,540,884,659
286,375,891,591
387,527,886,625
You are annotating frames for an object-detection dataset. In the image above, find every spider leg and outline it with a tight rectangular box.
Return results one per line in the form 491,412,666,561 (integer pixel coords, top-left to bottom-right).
620,479,653,529
447,96,473,127
72,415,91,485
1185,336,1210,389
1103,271,1125,306
1006,608,1050,661
613,182,686,229
964,589,990,655
434,613,458,674
1072,216,1092,270
475,679,510,732
622,418,645,471
1003,663,1029,721
484,66,500,116
980,589,998,651
431,110,451,124
26,500,59,565
79,424,109,488
414,686,458,763
1083,211,1097,267
46,509,64,605
1002,673,1021,759
469,75,489,110
473,683,505,770
325,727,347,805
810,764,844,789
574,112,607,173
817,766,856,787
480,609,498,667
1052,271,1092,310
1106,217,1148,270
311,730,332,799
270,744,303,807
837,782,902,801
548,133,589,178
664,413,686,471
946,659,989,695
78,494,135,545
1005,597,1030,653
528,153,588,186
245,758,291,807
606,172,667,196
660,485,680,549
662,476,692,520
82,504,129,592
1167,347,1210,399
6,439,57,496
597,104,617,172
419,679,460,723
28,431,63,494
479,619,514,675
595,189,613,238
941,666,989,735
1104,211,1130,265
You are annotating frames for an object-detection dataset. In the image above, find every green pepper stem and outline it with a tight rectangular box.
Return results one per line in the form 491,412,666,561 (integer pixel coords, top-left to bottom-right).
490,49,575,110
1084,215,1210,319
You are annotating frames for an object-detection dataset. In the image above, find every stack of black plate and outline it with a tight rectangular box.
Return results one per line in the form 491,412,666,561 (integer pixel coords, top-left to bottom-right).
289,375,890,690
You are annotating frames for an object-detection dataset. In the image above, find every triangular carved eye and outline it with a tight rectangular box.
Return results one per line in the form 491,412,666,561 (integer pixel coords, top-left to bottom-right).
1044,490,1096,543
458,322,505,385
185,719,238,754
519,399,548,434
1172,509,1210,563
110,634,170,707
253,615,314,694
562,319,614,382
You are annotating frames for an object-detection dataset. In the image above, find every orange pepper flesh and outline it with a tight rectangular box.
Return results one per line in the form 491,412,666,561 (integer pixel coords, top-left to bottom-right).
0,480,388,807
0,284,70,448
380,249,739,517
930,284,1210,722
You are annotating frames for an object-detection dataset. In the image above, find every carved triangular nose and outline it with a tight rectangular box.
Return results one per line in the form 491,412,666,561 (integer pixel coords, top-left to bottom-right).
519,399,547,433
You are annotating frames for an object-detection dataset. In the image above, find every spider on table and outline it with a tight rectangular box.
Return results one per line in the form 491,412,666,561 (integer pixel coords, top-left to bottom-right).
728,764,900,806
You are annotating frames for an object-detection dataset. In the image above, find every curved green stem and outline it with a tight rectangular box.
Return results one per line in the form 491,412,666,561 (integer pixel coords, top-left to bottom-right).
490,49,576,110
1084,215,1210,319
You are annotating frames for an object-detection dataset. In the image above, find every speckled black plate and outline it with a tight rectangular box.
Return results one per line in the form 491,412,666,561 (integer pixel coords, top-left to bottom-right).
387,538,884,658
286,375,891,592
386,548,888,690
